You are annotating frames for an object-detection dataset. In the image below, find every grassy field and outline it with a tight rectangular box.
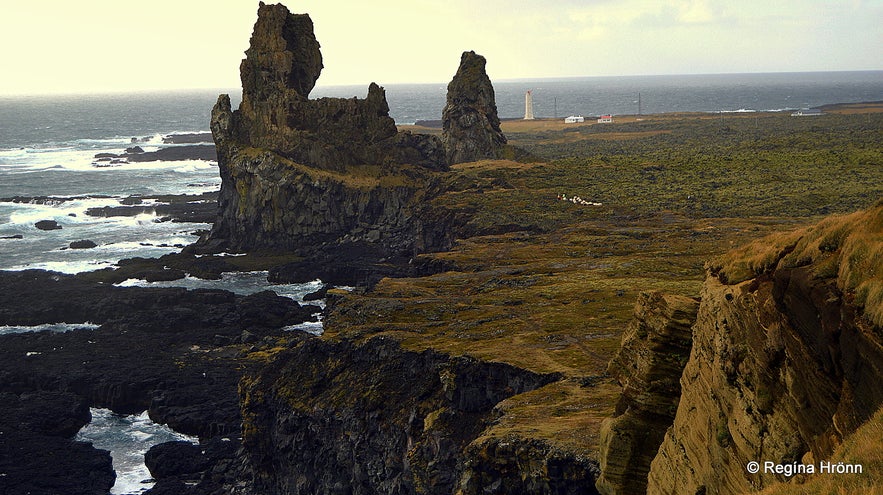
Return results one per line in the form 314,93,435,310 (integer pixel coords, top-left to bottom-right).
334,108,883,470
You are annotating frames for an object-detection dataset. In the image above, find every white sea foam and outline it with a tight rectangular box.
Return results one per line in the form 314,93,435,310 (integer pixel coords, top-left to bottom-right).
6,197,122,227
76,408,198,495
283,319,324,335
116,272,325,303
0,322,100,335
6,259,117,274
173,160,216,173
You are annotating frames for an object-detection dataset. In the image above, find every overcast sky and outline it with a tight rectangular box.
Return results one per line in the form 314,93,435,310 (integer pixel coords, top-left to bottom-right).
1,0,880,95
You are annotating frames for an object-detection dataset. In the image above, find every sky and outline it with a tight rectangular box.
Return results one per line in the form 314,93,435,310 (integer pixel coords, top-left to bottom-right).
1,0,880,95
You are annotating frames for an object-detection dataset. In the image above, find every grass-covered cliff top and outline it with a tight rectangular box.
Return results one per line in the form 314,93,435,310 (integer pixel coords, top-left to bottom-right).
318,108,883,456
710,198,883,327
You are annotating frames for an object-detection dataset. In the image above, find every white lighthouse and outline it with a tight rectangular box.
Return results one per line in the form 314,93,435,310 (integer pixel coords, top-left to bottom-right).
524,90,535,120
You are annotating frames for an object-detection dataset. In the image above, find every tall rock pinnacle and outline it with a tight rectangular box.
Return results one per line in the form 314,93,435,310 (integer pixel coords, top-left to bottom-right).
240,1,323,101
442,51,507,165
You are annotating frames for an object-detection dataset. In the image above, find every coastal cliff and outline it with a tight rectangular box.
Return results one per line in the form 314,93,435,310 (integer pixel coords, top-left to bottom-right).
237,337,561,495
642,200,883,493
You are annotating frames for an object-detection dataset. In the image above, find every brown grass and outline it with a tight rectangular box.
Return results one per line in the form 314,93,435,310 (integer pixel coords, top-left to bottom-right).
710,201,883,327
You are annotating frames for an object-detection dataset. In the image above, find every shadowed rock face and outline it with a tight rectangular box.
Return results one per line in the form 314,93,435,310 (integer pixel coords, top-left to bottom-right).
442,51,507,165
239,337,560,495
595,292,699,495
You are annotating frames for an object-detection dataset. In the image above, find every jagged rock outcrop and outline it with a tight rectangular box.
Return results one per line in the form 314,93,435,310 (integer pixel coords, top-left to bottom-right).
221,3,445,171
442,51,507,165
237,336,559,495
647,201,883,494
201,2,456,261
596,292,699,495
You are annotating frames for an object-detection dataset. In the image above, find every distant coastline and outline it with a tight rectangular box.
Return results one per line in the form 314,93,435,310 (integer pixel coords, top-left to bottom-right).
409,101,883,129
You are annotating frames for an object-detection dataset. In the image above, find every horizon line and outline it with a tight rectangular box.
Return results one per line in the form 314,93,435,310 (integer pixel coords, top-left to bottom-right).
2,68,881,97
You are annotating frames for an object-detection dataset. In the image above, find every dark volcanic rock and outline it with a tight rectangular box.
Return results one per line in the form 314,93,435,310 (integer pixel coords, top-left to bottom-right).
442,51,507,165
92,144,217,163
0,268,320,493
69,239,98,249
302,283,333,301
241,1,323,100
2,390,91,438
127,144,217,162
239,336,560,495
85,192,218,224
163,132,214,144
145,441,209,478
0,391,115,495
35,219,62,230
225,2,437,172
0,430,116,495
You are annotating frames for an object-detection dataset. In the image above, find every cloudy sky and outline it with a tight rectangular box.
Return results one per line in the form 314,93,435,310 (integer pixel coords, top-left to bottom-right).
1,0,880,94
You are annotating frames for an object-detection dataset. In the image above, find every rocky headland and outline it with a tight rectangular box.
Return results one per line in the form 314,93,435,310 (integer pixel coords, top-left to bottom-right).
196,2,516,279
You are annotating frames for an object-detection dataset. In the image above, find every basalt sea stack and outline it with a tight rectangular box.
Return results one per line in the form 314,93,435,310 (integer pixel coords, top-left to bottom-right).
442,51,507,165
201,2,451,262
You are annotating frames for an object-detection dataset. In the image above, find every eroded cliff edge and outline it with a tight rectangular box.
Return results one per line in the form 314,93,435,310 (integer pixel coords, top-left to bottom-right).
237,337,572,495
643,200,883,494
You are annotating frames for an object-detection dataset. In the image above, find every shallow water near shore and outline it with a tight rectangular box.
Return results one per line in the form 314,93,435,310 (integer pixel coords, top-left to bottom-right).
75,408,198,495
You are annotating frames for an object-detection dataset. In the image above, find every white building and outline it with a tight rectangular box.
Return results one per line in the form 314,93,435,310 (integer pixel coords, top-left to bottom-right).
791,108,823,117
597,115,613,123
564,115,584,123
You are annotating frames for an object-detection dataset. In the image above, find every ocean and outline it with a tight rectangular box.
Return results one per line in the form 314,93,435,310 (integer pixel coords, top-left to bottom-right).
1,70,881,494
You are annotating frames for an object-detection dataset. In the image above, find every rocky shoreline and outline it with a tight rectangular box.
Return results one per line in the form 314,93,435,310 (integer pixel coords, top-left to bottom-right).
0,268,320,494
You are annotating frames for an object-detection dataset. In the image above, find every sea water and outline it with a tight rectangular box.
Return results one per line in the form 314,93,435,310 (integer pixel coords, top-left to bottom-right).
75,408,199,495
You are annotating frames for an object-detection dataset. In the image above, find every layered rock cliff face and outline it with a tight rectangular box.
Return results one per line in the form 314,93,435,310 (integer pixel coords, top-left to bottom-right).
644,201,883,494
596,292,699,495
237,337,559,495
202,2,451,258
442,51,507,165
